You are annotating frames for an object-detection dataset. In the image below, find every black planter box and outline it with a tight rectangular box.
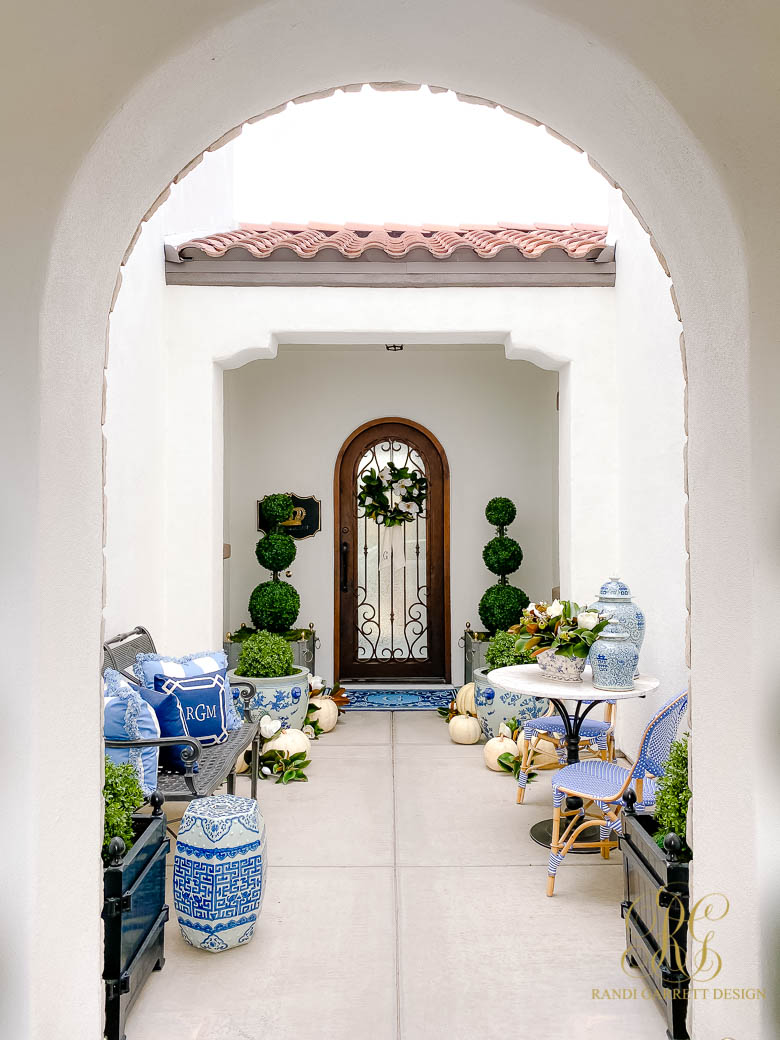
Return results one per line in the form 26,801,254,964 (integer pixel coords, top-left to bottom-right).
619,811,690,1040
103,809,169,1040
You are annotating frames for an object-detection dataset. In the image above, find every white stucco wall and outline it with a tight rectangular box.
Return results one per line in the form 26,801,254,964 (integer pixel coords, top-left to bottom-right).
103,148,235,640
610,191,689,753
224,346,558,683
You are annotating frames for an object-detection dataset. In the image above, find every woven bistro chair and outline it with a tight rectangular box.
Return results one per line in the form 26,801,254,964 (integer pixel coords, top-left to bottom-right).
546,691,688,896
515,700,617,803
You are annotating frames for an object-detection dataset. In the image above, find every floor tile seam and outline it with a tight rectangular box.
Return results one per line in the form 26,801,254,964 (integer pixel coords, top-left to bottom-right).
391,712,402,1040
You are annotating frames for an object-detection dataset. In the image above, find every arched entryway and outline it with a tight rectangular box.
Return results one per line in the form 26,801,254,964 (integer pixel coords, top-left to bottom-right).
14,4,768,1038
334,417,450,682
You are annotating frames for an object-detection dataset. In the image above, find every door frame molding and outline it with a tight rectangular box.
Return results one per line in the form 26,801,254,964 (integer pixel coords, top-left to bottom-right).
333,416,451,684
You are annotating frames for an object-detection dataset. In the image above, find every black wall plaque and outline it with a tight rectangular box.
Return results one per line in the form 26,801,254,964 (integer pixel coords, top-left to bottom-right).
257,494,321,539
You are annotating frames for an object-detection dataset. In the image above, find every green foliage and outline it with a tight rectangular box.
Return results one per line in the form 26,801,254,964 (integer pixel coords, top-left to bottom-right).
261,493,294,526
304,702,324,739
497,751,537,785
654,734,691,856
249,579,300,633
259,749,310,784
485,496,517,528
102,757,144,865
235,629,296,678
485,629,533,669
514,601,609,659
479,583,529,634
482,535,523,576
255,530,297,573
358,462,427,527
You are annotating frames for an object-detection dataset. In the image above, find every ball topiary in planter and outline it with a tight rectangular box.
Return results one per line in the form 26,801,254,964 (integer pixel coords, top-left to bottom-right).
235,630,295,678
249,580,301,634
478,496,528,633
255,530,297,572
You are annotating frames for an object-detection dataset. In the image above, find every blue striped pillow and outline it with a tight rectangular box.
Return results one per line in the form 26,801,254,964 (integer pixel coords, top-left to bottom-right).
134,651,243,731
103,670,160,796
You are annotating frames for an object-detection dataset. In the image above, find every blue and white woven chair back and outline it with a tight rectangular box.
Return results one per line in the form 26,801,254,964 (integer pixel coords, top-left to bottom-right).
634,691,688,779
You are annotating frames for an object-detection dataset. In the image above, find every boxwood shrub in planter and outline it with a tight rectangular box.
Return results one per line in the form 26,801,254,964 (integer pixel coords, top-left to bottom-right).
227,629,309,729
102,759,169,1040
620,735,692,1040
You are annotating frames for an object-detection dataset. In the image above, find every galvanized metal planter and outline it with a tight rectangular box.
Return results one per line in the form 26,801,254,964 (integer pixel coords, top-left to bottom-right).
463,628,492,683
224,627,316,674
619,797,690,1040
103,799,169,1040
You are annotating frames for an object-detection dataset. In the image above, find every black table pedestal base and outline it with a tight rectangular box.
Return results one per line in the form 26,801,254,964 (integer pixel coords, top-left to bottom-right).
529,817,603,854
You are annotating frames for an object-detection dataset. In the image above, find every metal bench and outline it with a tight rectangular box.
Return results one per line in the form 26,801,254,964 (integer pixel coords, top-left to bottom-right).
104,626,260,801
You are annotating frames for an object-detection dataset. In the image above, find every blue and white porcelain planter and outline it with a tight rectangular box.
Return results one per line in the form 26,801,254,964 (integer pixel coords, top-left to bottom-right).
591,576,645,675
589,623,639,692
535,647,587,683
227,667,309,729
473,667,547,740
174,795,267,953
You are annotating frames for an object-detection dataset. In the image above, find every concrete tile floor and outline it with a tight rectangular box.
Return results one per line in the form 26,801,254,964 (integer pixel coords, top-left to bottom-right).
128,712,668,1040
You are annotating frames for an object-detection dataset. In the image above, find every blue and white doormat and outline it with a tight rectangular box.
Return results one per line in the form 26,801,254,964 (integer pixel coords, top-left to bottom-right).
341,686,457,711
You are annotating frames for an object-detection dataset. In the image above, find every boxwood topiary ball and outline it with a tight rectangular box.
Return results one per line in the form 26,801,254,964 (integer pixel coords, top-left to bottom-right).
482,535,523,576
255,530,297,572
249,579,300,633
261,493,294,526
485,497,517,528
478,583,529,634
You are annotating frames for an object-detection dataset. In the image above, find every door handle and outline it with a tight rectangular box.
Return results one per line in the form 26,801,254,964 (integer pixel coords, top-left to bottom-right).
340,541,349,593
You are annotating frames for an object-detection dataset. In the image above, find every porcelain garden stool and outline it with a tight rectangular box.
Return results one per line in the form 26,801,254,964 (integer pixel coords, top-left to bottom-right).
173,794,267,952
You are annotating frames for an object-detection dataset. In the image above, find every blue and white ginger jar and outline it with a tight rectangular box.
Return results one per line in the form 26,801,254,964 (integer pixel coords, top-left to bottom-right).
174,795,267,952
591,576,645,675
589,622,639,692
473,667,546,740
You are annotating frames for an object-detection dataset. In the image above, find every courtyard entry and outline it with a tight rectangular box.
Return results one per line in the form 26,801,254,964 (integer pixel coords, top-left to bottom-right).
335,417,450,683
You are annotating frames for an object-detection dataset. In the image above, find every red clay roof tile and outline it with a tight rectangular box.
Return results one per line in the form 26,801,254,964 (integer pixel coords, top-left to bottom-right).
176,221,608,262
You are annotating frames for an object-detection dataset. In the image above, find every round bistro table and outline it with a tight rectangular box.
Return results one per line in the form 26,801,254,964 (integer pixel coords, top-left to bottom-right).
488,663,659,851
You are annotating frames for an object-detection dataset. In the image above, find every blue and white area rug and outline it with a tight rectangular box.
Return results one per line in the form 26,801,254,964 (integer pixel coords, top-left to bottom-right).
342,686,457,711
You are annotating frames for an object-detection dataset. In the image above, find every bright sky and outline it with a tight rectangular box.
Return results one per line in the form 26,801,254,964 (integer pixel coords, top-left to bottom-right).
233,85,610,226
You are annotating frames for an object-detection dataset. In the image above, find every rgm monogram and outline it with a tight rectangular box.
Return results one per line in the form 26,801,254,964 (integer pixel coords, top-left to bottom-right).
184,703,218,723
622,891,730,982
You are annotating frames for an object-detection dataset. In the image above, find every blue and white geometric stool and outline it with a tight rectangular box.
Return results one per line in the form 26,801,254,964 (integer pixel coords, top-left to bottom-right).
173,795,267,952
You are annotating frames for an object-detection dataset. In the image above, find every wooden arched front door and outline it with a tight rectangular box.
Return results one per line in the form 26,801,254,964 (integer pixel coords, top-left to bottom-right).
334,418,450,683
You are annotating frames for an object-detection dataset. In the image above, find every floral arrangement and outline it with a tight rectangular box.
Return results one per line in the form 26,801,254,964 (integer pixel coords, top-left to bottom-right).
513,599,610,660
358,462,427,527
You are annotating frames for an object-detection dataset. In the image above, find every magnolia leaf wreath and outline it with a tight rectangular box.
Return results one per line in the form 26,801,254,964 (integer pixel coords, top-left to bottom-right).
358,462,428,527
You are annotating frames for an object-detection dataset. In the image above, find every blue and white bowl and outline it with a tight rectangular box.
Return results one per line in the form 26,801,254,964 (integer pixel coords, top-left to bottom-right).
473,667,547,740
227,667,309,729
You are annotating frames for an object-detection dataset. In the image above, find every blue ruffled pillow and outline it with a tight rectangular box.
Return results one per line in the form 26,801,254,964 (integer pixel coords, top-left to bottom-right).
153,672,228,747
138,686,198,773
133,651,243,731
103,670,160,796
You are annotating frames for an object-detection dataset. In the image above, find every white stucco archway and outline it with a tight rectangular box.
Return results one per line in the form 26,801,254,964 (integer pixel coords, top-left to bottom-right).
21,3,764,1039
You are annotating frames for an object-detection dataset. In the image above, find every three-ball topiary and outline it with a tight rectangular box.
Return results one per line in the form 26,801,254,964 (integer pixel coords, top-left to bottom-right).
478,496,528,633
249,580,300,634
255,530,297,572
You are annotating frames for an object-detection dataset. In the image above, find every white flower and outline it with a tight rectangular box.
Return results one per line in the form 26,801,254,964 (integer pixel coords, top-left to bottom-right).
309,674,325,691
378,465,392,484
498,722,513,738
548,599,564,618
391,482,403,495
407,502,420,515
578,611,600,631
259,715,282,740
376,513,385,525
261,766,273,776
302,724,315,739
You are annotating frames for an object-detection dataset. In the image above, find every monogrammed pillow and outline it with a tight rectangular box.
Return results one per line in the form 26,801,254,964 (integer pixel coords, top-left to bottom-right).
152,671,229,747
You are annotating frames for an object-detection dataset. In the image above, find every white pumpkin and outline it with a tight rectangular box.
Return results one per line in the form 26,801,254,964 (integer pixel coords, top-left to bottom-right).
448,714,482,745
483,734,519,771
263,727,311,758
308,695,339,733
455,682,476,716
